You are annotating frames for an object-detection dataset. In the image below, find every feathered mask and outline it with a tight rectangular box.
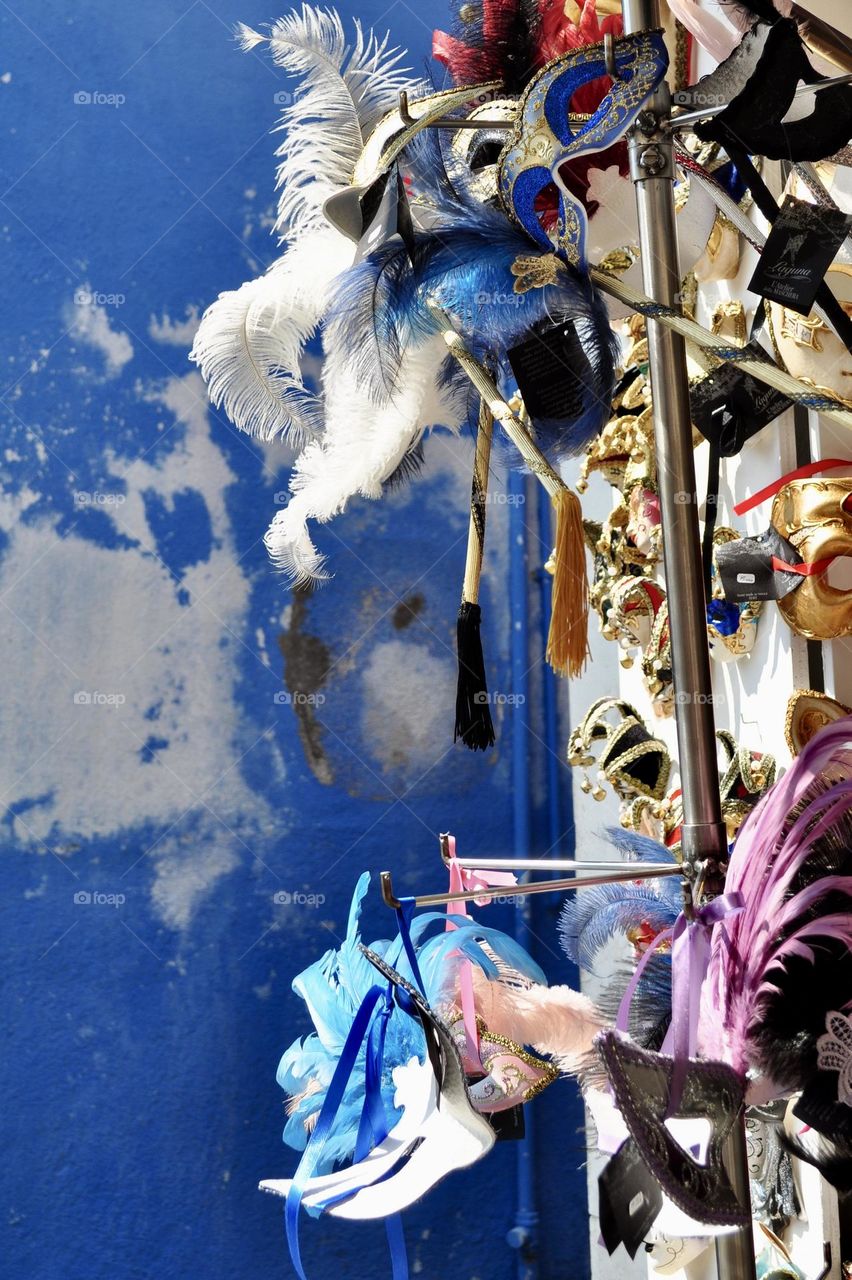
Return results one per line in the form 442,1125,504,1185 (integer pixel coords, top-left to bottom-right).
276,870,604,1174
587,717,852,1244
698,715,852,1186
191,5,625,585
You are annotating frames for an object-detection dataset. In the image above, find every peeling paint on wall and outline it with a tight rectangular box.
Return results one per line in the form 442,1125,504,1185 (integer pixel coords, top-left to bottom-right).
278,586,333,786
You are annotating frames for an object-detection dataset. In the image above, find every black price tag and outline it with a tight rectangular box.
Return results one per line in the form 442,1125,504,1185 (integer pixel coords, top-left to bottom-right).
748,195,852,316
690,350,792,455
598,1138,662,1258
485,1104,525,1142
715,527,804,602
507,319,592,423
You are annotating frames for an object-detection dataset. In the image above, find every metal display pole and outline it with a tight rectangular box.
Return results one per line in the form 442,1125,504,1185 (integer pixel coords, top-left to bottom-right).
619,3,756,1277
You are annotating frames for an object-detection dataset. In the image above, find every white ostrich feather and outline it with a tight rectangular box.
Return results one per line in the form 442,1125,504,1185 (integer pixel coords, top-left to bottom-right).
189,226,353,444
264,335,464,584
234,23,267,50
240,5,417,237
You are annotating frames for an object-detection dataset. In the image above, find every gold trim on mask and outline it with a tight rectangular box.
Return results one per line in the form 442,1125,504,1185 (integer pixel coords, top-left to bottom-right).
785,689,852,756
446,1013,559,1104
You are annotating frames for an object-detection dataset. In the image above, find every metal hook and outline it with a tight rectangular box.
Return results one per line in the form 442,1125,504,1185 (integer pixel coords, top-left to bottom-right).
380,862,681,910
669,70,852,130
813,1242,832,1280
381,871,403,910
395,89,593,133
396,88,513,132
438,845,678,874
397,88,415,127
604,33,618,80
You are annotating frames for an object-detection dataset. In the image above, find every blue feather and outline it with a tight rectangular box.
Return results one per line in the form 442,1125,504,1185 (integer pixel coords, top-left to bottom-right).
322,169,619,467
276,879,549,1172
558,831,680,1049
415,918,549,994
559,831,680,969
563,890,679,971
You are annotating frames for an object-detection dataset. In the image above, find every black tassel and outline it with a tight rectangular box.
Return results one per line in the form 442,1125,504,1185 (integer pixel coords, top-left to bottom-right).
455,601,495,751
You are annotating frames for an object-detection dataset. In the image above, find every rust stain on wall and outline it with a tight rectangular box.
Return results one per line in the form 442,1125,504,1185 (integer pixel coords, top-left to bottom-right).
278,586,333,785
391,592,425,630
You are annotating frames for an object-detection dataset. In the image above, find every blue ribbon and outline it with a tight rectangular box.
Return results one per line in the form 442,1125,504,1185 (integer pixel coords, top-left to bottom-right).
283,896,427,1280
285,985,387,1279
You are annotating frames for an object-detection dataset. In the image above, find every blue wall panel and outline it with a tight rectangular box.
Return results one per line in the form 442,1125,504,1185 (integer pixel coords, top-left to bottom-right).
0,3,588,1277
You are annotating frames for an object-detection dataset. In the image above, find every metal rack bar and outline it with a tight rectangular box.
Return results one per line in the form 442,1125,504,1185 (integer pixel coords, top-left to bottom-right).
379,864,681,910
620,2,755,1275
439,854,677,874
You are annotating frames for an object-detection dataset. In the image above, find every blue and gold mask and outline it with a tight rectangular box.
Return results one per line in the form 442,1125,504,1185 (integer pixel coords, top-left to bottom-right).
497,31,669,269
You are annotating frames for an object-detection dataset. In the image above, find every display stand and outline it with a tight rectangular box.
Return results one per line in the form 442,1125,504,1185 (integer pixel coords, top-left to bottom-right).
613,1,754,1275
577,5,851,1277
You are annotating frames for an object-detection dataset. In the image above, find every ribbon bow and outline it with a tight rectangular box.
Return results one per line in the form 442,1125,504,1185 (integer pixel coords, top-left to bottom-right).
444,833,516,1067
617,891,744,1115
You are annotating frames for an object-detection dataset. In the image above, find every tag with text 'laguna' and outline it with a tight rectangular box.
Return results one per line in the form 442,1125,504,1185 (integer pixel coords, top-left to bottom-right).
748,194,852,316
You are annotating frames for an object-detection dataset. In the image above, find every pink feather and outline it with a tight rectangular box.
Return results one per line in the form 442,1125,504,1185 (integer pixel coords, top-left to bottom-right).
699,716,852,1089
470,969,606,1074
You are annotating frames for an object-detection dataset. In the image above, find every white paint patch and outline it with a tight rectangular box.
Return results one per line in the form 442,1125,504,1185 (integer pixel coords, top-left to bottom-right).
24,876,48,899
148,306,201,347
148,830,241,931
0,372,279,928
360,639,455,772
65,286,133,378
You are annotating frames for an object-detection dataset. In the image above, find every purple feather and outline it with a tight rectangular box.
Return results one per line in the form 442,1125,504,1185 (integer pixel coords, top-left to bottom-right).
699,716,852,1095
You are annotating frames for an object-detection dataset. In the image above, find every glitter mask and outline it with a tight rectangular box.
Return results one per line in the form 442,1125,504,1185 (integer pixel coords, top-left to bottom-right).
497,31,669,268
598,1030,749,1228
448,1014,559,1112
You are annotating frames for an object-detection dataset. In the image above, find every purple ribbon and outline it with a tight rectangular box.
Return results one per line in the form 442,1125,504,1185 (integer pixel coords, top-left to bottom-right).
617,892,744,1117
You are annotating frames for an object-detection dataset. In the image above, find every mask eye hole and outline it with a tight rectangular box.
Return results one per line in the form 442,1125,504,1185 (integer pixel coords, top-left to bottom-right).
468,140,502,171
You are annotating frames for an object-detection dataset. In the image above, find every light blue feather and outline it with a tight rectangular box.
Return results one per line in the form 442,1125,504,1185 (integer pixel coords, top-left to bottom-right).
276,877,548,1172
558,830,680,969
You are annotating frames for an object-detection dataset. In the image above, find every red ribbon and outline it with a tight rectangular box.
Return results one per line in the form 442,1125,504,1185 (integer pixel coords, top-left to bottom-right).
734,458,851,516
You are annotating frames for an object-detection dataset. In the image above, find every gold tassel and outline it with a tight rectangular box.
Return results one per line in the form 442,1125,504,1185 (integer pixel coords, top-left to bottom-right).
546,488,590,679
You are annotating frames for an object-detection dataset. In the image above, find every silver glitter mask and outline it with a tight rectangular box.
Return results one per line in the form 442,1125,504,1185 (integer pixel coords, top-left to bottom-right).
597,1030,750,1227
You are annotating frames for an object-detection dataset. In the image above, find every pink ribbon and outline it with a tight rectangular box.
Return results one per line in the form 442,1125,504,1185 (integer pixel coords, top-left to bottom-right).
665,0,738,63
444,834,517,1069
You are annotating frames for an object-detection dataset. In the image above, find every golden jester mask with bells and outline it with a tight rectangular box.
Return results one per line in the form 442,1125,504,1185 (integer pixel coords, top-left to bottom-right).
567,697,671,808
497,30,669,267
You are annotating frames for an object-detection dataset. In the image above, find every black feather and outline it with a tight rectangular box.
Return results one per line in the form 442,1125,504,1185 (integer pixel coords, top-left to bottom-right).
382,440,426,490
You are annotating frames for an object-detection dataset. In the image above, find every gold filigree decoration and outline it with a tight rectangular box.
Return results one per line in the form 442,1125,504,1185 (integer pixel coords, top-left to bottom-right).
510,253,562,294
779,307,826,353
596,245,639,276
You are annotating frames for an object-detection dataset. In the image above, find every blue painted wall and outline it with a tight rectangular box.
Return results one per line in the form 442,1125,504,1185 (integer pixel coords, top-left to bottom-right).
0,4,588,1278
